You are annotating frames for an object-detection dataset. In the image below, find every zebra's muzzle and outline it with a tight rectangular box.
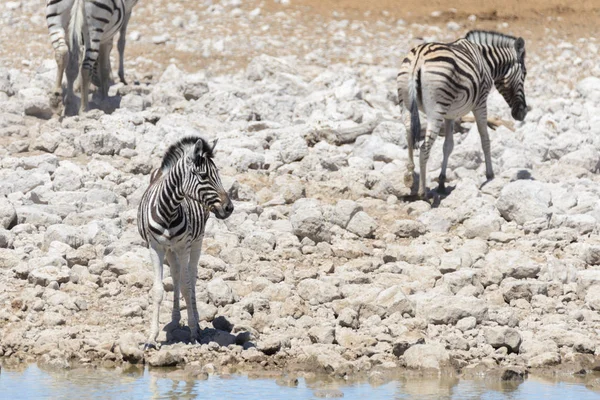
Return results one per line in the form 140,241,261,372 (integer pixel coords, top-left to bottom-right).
212,198,234,219
512,106,527,122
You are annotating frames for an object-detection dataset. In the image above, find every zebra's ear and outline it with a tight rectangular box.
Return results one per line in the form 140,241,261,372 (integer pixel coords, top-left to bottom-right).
189,139,203,162
515,37,525,58
211,139,218,153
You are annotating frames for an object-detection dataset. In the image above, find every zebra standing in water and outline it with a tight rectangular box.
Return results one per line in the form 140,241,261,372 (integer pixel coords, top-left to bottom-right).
137,137,234,348
46,0,138,115
397,30,528,199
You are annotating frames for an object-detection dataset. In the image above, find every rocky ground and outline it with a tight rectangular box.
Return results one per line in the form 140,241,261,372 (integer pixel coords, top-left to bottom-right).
1,0,600,387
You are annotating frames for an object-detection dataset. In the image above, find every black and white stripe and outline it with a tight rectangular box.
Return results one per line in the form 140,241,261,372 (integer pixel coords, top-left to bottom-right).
46,0,138,115
397,30,528,199
137,136,234,347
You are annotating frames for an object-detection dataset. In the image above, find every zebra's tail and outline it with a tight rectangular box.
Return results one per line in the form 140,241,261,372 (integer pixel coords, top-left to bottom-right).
68,0,87,58
408,68,421,150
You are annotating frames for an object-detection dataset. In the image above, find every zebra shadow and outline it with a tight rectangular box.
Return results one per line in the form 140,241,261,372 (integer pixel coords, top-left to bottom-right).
163,315,255,349
398,172,456,206
89,91,122,115
430,184,456,208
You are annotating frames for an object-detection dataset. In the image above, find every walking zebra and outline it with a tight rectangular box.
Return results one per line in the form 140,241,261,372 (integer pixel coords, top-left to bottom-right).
137,136,234,348
397,30,528,199
46,0,138,115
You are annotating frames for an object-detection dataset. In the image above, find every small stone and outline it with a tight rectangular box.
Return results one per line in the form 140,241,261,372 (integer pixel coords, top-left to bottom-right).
337,308,359,329
346,211,377,238
456,316,477,332
257,337,281,355
484,327,522,353
148,350,183,367
392,219,427,238
308,325,336,344
0,197,17,229
207,278,235,306
152,34,170,44
403,343,449,370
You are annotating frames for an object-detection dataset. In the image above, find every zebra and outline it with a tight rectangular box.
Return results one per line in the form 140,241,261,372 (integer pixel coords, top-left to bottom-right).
397,30,528,199
137,136,234,348
45,0,138,115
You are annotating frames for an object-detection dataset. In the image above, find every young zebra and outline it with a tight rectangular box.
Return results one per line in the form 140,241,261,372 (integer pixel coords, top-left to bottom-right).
137,136,234,348
397,30,528,199
46,0,138,115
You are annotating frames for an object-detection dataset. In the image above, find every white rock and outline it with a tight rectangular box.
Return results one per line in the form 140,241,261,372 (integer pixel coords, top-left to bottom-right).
403,343,449,370
496,180,552,226
278,133,308,164
207,278,235,306
484,327,522,353
414,294,488,325
576,77,600,102
290,199,331,243
346,211,377,238
0,196,16,229
296,278,341,305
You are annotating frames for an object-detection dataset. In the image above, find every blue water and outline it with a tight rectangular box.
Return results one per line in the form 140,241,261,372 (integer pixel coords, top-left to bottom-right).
0,365,598,400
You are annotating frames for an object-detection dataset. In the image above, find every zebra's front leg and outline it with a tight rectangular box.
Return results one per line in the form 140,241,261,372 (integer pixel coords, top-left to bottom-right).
181,246,200,343
187,242,203,324
145,244,165,350
474,107,494,181
438,119,455,194
418,119,443,200
165,251,181,327
117,11,131,85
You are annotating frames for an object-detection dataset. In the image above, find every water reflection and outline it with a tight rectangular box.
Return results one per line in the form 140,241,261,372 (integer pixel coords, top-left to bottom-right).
0,363,598,400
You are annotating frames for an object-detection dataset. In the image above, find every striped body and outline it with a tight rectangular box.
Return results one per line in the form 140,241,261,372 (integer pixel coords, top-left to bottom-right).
46,0,138,115
137,168,210,248
137,137,234,347
397,30,528,199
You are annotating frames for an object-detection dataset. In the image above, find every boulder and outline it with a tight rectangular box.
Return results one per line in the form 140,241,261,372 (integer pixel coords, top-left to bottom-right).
496,180,552,225
484,327,522,353
0,196,16,229
414,294,488,325
296,279,341,305
403,343,450,370
207,278,235,307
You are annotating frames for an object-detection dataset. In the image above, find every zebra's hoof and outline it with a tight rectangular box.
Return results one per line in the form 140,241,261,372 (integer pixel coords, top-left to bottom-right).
437,184,447,195
486,173,495,181
143,342,157,351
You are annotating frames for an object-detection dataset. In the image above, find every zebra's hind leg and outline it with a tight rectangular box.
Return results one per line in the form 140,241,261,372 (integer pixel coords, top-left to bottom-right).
145,244,165,350
474,107,495,181
97,42,113,99
64,47,80,117
418,118,443,200
438,119,455,194
165,251,181,327
400,103,417,191
50,37,68,110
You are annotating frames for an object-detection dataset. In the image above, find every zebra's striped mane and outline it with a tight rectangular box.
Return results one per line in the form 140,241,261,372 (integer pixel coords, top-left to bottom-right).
160,136,214,172
465,30,517,47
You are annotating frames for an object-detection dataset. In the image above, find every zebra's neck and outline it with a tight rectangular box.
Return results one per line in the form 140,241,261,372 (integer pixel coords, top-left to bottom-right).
474,43,518,81
153,159,188,225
